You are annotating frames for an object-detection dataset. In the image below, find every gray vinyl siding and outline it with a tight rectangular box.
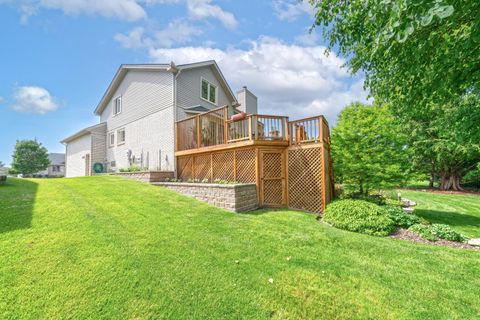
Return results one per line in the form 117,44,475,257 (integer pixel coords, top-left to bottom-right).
100,69,175,172
176,66,231,120
100,70,174,130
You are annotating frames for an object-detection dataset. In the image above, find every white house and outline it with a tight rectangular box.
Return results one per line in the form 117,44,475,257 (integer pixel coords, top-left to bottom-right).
34,153,66,177
61,60,258,178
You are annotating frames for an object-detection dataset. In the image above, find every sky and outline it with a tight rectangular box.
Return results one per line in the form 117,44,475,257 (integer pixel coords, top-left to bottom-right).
0,0,368,166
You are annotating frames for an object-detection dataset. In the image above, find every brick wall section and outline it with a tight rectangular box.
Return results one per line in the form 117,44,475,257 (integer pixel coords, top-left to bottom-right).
154,182,258,212
112,171,174,183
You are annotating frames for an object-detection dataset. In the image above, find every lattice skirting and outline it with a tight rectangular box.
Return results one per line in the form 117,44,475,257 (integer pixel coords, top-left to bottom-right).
287,147,323,213
176,143,332,214
177,148,256,183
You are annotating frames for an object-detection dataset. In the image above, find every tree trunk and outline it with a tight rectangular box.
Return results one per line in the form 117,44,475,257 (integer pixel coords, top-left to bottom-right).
439,171,463,191
429,161,436,188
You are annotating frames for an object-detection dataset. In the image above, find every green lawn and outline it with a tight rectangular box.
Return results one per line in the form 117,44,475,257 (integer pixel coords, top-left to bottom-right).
1,177,479,319
398,190,480,238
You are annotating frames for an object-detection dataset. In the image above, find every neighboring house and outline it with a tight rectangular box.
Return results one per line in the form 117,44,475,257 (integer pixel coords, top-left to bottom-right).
61,60,258,178
34,153,66,177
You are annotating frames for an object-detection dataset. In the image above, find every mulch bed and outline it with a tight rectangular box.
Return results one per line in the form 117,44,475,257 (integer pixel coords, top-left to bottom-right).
390,228,479,250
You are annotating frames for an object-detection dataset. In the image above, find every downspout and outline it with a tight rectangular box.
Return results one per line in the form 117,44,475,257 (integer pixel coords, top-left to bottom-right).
168,62,181,177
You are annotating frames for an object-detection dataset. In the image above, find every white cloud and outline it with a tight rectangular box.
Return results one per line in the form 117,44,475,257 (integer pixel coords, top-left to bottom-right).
0,96,4,104
149,37,368,124
186,0,238,29
273,0,315,22
11,86,59,115
115,20,202,49
114,27,149,49
2,0,147,22
154,20,203,47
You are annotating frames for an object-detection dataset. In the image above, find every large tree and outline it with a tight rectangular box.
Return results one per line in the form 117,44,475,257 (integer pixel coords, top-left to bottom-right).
332,103,410,194
311,0,480,189
11,140,50,175
311,0,480,114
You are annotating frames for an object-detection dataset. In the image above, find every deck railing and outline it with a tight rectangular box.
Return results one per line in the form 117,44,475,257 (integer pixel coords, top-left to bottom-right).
176,106,329,151
288,116,329,145
176,106,226,151
227,115,252,142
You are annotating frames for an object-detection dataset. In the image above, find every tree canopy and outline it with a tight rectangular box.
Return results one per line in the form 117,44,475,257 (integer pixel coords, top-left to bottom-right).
311,0,480,115
331,102,410,193
311,0,480,190
11,140,50,175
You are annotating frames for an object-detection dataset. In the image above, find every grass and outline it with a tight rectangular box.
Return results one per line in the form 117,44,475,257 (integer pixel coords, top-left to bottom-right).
398,190,480,238
0,176,479,319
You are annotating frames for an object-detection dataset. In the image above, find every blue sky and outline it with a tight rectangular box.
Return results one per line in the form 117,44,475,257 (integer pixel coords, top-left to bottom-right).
0,0,367,166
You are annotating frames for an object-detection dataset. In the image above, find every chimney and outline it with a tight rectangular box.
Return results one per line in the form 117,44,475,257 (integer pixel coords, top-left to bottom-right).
236,86,258,115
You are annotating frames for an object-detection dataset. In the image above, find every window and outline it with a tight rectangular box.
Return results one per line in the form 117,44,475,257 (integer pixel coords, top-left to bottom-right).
117,128,125,145
201,79,217,105
108,132,115,147
113,96,122,115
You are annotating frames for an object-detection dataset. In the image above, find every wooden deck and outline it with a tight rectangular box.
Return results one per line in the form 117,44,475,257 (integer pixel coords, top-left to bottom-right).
175,106,334,213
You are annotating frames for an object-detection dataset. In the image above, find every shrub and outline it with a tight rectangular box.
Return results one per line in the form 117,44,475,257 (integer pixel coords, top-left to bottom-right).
119,165,142,172
408,224,438,241
408,223,467,242
323,200,396,236
340,192,386,206
384,205,420,228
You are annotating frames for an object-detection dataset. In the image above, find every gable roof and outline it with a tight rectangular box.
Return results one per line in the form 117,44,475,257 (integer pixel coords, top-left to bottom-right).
48,153,65,165
184,105,211,114
60,122,106,144
93,60,237,116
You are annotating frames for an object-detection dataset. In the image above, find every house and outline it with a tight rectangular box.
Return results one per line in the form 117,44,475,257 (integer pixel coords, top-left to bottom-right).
33,153,65,177
61,60,334,213
61,60,257,178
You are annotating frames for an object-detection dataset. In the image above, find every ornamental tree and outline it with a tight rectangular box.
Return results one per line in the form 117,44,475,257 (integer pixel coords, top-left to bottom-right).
11,139,50,175
331,102,410,194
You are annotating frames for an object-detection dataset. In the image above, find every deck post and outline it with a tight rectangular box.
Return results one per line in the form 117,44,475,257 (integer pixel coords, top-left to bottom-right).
196,115,201,148
223,107,228,143
319,117,324,143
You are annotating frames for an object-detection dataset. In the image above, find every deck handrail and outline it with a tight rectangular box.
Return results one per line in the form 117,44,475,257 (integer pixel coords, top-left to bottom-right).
176,108,329,151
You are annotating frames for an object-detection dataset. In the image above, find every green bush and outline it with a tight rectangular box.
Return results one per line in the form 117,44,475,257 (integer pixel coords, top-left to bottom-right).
119,165,142,173
340,192,386,206
408,223,467,242
384,205,420,228
408,224,438,241
323,200,396,236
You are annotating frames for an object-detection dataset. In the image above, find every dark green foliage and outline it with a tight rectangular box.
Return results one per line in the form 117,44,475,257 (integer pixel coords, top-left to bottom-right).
311,0,480,118
323,200,396,236
341,192,387,206
409,223,467,242
11,139,50,175
384,205,420,228
332,103,410,193
312,1,480,190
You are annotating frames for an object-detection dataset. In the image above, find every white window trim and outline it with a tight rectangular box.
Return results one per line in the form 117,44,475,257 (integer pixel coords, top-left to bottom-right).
108,132,115,148
200,77,218,106
113,96,122,116
117,128,126,146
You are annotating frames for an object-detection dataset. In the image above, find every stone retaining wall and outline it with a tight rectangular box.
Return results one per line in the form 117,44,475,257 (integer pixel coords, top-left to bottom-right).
154,182,258,212
112,171,174,183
